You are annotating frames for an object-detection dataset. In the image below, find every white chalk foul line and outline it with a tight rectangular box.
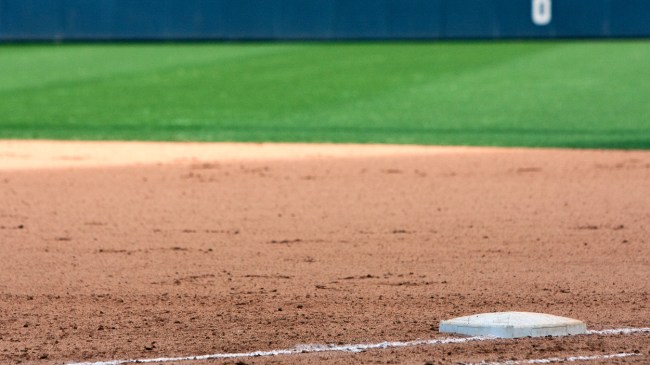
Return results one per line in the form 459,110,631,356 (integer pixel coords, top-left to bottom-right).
66,336,495,365
587,327,650,335
67,327,650,365
68,336,495,365
465,352,641,365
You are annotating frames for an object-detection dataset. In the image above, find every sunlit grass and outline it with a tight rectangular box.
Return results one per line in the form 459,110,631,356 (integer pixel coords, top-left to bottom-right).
1,41,649,148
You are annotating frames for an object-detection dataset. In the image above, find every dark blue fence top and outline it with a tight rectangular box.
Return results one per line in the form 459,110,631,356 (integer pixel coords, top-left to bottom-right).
1,0,649,41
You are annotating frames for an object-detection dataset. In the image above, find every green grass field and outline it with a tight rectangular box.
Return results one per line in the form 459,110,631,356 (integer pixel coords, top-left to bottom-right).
1,41,649,148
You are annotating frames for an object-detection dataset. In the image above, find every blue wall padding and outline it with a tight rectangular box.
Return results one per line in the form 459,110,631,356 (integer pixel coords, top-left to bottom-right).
1,0,649,41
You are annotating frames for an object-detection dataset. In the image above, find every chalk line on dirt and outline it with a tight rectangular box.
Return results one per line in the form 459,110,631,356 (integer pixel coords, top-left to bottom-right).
464,352,641,365
66,327,650,365
587,327,650,336
66,336,492,365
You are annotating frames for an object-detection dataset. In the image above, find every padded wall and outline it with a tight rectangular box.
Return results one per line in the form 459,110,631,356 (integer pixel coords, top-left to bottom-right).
1,0,649,41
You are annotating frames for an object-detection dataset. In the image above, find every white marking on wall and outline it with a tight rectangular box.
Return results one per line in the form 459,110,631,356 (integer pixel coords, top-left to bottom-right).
66,327,650,365
464,352,640,365
532,0,552,26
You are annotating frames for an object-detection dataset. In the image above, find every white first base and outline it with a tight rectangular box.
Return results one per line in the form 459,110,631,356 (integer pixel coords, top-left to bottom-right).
439,312,587,338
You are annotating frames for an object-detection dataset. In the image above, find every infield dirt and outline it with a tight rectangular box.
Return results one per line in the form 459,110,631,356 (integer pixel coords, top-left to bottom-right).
0,141,648,364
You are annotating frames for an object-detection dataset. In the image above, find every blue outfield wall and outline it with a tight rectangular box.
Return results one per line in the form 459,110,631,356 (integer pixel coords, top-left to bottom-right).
0,0,649,41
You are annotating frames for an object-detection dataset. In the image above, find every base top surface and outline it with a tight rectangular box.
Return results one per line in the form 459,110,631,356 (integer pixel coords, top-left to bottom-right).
439,312,587,338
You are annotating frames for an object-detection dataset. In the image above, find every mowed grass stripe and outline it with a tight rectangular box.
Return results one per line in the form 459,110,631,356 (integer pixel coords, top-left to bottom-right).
0,42,649,148
0,44,292,92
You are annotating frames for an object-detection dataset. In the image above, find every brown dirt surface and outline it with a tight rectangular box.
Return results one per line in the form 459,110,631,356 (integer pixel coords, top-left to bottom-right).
0,140,648,365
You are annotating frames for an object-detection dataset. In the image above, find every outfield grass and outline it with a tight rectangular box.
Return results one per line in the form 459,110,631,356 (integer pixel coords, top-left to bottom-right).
1,42,649,148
